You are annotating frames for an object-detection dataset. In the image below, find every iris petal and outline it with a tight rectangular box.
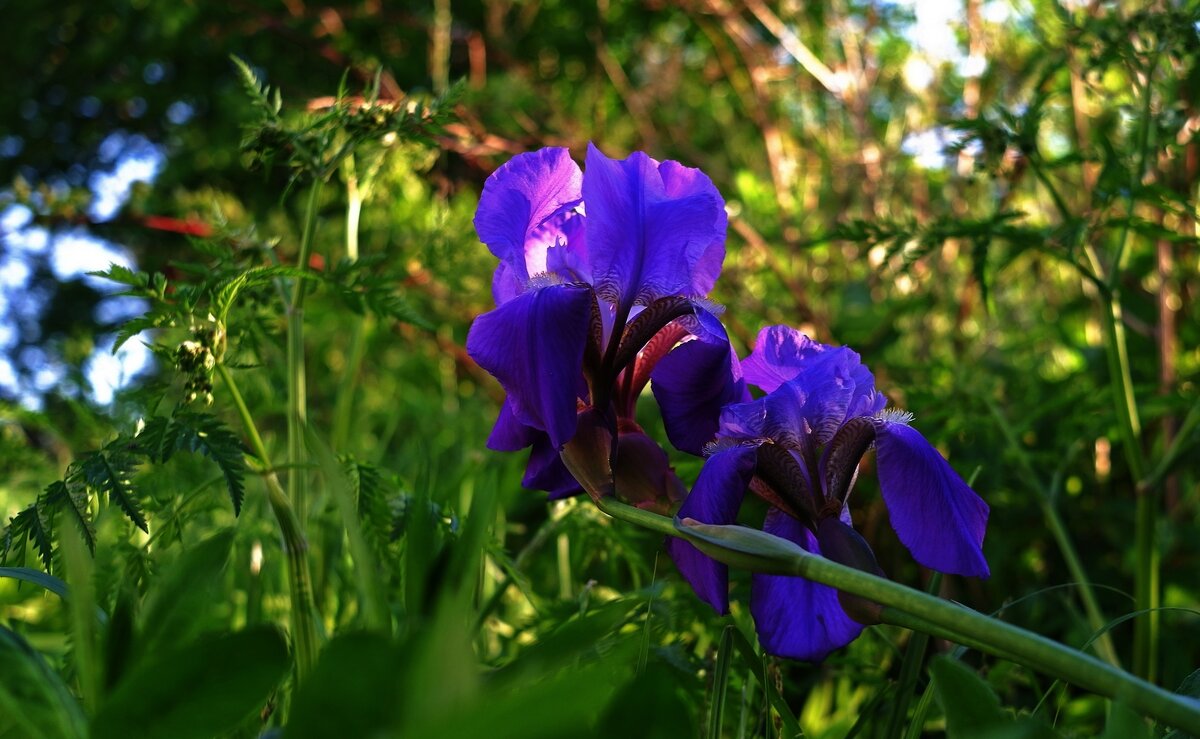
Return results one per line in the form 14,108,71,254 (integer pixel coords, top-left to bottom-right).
467,283,593,449
750,510,864,661
582,143,726,313
651,311,747,456
524,434,584,499
486,399,537,452
667,446,757,614
474,147,583,287
875,422,990,577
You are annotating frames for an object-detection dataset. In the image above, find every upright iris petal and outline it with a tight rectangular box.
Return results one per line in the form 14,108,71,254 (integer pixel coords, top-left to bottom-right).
582,143,726,314
669,324,989,661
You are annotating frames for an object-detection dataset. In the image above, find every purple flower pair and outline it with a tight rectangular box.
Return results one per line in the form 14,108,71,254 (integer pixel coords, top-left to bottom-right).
467,145,989,662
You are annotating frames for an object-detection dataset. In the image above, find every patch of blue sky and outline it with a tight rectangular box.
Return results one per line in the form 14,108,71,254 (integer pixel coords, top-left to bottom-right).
88,134,165,221
86,334,153,406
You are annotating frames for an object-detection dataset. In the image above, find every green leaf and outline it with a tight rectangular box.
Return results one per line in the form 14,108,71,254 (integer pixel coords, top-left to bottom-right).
43,479,96,554
930,656,1020,738
91,626,289,739
80,451,147,532
1101,701,1152,739
1164,669,1200,739
212,266,313,323
284,633,404,738
112,312,172,353
0,625,88,739
141,413,248,514
137,529,235,661
87,264,147,289
172,413,248,514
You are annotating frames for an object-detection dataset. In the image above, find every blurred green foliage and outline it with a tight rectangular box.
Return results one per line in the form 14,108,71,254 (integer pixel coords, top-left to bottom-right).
2,0,1199,737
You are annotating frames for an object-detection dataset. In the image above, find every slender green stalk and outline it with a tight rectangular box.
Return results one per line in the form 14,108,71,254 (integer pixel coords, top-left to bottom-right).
217,363,320,683
1098,283,1156,681
1139,397,1200,495
1105,49,1160,682
988,401,1121,667
61,524,99,712
593,497,1200,734
331,162,369,452
885,573,940,739
289,181,324,528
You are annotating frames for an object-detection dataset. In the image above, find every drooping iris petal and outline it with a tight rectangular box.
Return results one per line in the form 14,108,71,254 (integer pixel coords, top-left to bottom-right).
474,147,583,286
486,399,537,452
751,510,864,661
524,434,583,499
874,421,990,578
466,283,593,449
667,446,757,614
651,311,747,456
582,143,726,312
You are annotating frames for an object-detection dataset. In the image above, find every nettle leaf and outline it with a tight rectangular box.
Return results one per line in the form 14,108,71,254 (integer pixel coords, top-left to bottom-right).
1,504,51,571
343,457,394,552
168,413,249,515
212,265,314,322
43,480,96,555
112,311,174,353
79,451,148,533
87,264,148,289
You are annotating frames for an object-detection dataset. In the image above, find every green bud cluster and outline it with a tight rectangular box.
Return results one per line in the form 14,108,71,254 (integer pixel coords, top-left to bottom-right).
175,316,226,406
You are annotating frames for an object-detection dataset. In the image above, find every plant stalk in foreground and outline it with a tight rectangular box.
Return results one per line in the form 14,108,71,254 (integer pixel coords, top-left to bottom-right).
593,497,1200,735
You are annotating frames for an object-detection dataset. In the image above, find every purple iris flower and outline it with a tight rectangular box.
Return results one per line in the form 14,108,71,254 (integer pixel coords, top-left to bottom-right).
669,325,989,661
466,144,745,508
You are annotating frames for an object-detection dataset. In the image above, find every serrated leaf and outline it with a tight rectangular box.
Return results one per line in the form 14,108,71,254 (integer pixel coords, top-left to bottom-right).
91,626,289,739
112,312,172,353
87,264,147,289
80,451,147,532
212,265,314,322
170,413,248,514
47,479,96,554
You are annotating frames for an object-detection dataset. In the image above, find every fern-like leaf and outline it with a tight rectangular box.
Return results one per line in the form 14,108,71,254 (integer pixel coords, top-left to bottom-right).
43,480,96,555
170,413,249,515
80,451,148,532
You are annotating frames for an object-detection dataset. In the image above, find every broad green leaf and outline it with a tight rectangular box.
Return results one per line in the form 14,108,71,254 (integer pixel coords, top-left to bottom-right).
1101,701,1152,739
136,529,235,661
1163,668,1200,739
284,633,404,738
930,655,1007,736
0,625,87,739
91,626,289,739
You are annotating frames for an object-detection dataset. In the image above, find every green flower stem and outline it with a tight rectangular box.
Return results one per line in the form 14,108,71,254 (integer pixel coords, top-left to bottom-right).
288,180,323,528
217,363,320,683
592,497,1200,734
